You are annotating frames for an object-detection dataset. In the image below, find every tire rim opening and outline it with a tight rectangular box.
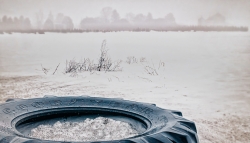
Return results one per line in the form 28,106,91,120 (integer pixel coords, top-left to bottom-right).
13,108,149,142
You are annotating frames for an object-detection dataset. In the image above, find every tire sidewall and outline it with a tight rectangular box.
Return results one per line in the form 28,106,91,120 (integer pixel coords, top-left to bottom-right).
0,96,179,142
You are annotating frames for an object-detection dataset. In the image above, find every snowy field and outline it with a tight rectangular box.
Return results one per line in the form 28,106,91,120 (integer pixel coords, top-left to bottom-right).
0,32,250,142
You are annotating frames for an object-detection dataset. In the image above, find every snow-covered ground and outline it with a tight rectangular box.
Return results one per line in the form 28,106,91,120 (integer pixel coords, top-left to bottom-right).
0,32,250,142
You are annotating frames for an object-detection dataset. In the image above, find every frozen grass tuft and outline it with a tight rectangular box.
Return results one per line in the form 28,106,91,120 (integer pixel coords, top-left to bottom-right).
65,40,122,74
126,56,138,64
30,117,138,142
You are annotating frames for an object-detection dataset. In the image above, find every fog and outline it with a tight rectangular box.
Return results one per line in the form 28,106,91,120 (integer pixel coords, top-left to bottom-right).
0,0,249,26
1,1,250,143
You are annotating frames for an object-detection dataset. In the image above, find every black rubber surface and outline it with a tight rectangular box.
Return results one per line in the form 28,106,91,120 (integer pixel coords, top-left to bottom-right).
0,96,199,143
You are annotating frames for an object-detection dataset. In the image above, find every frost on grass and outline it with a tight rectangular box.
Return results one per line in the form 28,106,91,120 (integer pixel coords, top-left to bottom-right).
30,117,138,142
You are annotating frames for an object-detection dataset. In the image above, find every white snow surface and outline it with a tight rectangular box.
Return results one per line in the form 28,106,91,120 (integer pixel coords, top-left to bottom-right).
30,117,138,142
1,32,250,142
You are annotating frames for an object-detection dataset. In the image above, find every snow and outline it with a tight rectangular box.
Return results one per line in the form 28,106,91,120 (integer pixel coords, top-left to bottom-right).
0,32,250,142
30,117,138,142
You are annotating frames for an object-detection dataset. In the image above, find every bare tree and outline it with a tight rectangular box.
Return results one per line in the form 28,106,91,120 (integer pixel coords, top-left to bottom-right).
101,7,113,22
1,16,8,30
23,18,32,30
55,13,65,30
62,16,74,30
146,13,153,21
165,13,176,25
48,12,54,22
36,10,44,29
80,17,98,30
43,18,54,30
111,10,120,22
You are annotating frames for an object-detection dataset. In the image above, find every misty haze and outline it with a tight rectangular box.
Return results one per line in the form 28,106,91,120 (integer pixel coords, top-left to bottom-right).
0,6,249,33
0,0,250,143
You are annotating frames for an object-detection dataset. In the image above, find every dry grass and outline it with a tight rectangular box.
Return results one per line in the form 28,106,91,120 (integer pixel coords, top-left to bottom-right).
65,40,122,74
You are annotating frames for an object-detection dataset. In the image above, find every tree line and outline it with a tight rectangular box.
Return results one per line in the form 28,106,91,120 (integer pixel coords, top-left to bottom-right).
0,8,248,33
0,15,32,31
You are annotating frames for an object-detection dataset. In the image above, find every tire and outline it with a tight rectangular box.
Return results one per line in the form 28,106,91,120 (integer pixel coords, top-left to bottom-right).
0,96,199,143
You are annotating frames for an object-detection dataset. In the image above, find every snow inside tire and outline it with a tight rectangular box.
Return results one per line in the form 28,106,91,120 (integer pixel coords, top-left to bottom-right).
0,96,199,143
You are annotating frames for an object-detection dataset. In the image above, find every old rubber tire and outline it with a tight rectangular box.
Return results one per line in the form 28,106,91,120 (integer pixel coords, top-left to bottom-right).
0,96,199,143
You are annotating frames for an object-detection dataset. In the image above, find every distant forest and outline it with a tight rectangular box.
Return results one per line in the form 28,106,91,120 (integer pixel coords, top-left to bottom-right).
0,8,248,33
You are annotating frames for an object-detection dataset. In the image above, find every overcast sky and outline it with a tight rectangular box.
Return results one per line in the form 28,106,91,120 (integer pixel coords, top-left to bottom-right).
0,0,249,26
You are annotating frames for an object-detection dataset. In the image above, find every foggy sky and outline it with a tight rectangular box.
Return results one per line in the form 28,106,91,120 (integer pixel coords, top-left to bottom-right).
0,0,249,26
